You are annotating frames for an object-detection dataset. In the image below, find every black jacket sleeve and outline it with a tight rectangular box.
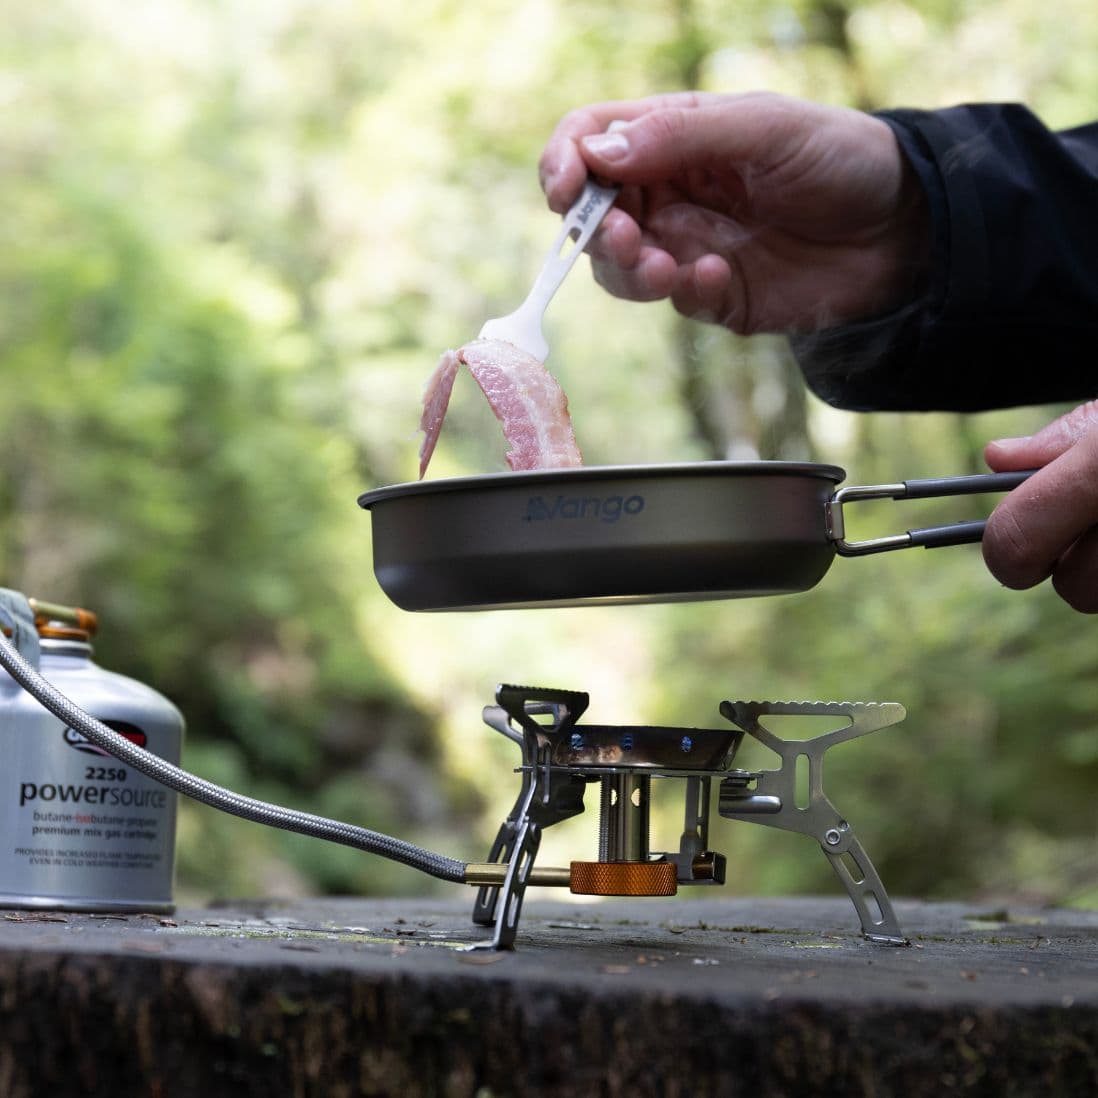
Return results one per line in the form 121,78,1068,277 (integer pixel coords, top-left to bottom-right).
790,104,1098,412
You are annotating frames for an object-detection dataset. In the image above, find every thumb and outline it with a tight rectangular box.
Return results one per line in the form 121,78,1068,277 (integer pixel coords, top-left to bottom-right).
985,400,1098,471
578,95,809,184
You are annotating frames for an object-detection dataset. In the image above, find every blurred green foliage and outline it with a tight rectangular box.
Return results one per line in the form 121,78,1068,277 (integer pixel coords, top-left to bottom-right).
0,0,1093,908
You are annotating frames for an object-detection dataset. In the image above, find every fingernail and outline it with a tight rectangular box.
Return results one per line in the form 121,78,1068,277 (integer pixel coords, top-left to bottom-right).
582,132,629,162
988,436,1029,449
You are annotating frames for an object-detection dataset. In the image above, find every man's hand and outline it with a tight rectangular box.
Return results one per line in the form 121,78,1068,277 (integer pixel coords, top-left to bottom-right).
539,91,930,333
984,401,1098,613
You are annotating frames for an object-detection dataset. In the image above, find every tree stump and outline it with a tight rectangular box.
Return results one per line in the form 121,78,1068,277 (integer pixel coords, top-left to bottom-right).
0,896,1094,1096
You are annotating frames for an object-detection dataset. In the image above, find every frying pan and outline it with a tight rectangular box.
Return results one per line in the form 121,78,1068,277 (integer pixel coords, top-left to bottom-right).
358,462,1032,611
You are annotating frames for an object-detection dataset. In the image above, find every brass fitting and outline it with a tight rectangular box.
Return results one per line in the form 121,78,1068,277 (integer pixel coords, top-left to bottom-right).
464,863,571,887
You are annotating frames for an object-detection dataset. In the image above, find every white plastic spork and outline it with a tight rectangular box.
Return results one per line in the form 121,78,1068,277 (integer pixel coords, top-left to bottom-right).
478,177,619,363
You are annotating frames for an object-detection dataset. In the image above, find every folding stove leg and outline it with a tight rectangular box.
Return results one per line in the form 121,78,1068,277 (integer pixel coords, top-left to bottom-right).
473,701,542,930
471,823,514,928
470,688,590,949
472,810,539,932
472,790,532,928
718,700,909,946
824,833,905,945
468,765,543,950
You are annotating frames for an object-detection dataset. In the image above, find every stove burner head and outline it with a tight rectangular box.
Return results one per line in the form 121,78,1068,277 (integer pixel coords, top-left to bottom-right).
483,705,744,772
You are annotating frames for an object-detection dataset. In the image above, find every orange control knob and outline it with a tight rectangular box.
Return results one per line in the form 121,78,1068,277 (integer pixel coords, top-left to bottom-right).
569,860,678,897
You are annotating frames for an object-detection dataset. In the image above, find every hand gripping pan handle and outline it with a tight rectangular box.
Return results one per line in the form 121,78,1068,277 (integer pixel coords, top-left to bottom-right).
827,470,1035,557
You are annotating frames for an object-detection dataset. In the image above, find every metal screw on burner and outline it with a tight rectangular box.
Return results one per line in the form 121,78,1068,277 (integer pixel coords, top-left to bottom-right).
825,821,850,846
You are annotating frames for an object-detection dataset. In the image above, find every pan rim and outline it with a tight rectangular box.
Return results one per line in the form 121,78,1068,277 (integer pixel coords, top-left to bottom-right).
358,460,847,509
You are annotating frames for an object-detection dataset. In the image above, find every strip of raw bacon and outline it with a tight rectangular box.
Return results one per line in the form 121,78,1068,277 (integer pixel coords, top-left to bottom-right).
418,339,582,477
418,348,460,479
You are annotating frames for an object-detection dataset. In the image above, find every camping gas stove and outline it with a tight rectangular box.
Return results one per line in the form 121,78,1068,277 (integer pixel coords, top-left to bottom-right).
463,684,909,950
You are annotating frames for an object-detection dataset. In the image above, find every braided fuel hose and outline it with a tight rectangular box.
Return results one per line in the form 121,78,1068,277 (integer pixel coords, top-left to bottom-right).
0,632,466,883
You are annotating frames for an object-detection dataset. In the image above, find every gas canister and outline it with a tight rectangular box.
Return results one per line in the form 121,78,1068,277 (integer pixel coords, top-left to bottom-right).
0,601,183,912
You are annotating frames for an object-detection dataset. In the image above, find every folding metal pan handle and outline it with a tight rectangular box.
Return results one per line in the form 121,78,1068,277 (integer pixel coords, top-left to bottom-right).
827,470,1035,557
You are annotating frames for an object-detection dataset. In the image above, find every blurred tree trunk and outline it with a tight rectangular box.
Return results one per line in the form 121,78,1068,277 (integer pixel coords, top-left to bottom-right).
809,0,875,111
668,0,728,458
664,0,882,461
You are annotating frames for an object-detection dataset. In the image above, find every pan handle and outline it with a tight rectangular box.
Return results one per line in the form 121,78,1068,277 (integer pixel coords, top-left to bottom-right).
827,470,1035,557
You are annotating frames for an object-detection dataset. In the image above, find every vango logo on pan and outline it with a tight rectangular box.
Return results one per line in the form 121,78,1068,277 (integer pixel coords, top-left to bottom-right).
523,494,645,524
